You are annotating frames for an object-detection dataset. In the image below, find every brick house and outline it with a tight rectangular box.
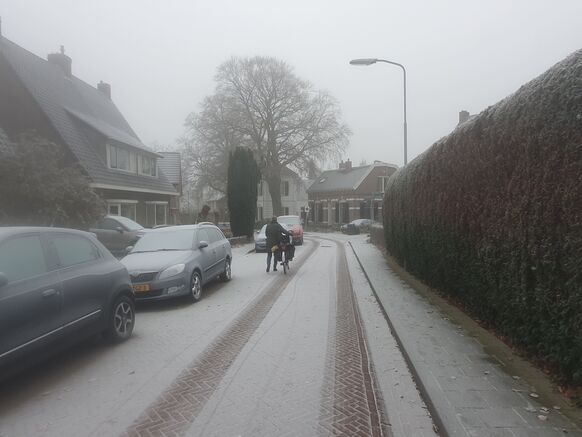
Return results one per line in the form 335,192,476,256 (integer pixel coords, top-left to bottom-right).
0,34,178,227
307,160,398,226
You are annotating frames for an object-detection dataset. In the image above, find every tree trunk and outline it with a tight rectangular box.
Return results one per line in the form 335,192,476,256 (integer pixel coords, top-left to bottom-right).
266,173,283,216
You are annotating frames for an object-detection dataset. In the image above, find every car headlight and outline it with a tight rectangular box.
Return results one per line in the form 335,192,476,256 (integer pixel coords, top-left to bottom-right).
159,263,186,279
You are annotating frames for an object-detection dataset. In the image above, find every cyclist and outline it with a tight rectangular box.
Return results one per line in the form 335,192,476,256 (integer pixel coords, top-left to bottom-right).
265,216,291,272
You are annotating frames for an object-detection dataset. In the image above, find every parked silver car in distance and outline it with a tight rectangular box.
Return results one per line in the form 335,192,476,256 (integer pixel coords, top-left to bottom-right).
121,224,232,302
255,224,268,252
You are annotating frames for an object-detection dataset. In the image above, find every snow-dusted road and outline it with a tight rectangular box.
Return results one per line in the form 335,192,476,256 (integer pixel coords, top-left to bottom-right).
0,236,433,437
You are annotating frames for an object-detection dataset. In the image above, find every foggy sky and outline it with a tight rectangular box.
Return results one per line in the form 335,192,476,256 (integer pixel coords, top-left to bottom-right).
1,0,581,168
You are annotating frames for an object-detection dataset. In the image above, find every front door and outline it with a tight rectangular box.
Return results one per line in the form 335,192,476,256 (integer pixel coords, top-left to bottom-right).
0,234,63,363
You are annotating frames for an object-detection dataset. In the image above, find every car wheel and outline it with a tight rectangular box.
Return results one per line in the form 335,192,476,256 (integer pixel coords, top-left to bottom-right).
189,271,203,302
220,258,232,282
104,294,134,343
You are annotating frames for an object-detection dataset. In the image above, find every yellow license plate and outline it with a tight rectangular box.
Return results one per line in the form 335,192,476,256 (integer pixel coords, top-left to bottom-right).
133,284,151,293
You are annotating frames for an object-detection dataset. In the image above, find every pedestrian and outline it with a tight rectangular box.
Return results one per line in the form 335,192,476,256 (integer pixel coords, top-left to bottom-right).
265,216,290,272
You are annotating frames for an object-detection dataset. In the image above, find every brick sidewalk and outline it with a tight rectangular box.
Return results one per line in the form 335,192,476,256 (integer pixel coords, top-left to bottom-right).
349,237,581,437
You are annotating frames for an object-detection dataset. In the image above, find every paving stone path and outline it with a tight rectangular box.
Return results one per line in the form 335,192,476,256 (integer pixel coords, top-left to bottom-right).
122,238,393,437
318,239,389,436
122,243,319,437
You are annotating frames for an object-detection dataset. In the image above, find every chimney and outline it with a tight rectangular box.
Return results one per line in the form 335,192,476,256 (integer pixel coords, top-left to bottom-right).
345,158,352,171
458,110,470,125
47,45,72,77
98,81,111,99
338,160,345,170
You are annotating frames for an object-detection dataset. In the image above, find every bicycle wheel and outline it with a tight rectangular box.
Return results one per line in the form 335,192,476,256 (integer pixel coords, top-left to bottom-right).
283,253,288,274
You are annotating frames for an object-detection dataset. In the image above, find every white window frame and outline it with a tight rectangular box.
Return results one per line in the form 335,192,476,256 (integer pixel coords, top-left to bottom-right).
108,203,121,216
139,155,157,177
107,144,137,174
378,176,390,193
107,200,138,221
107,143,156,177
145,201,168,226
281,180,290,197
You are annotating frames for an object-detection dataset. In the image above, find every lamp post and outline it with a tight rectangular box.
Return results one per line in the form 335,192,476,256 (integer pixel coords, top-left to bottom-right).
350,58,408,166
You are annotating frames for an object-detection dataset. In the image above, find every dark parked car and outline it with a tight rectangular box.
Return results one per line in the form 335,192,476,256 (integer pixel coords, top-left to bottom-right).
89,215,147,257
121,224,232,302
340,219,375,234
0,227,135,371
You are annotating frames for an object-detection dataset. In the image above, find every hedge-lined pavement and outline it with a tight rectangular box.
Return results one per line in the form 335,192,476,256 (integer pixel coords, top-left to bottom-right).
350,237,582,436
383,49,582,386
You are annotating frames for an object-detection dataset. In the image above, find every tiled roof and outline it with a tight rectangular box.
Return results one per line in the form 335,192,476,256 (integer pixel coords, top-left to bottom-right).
0,36,176,195
307,162,397,194
157,152,181,185
66,108,160,156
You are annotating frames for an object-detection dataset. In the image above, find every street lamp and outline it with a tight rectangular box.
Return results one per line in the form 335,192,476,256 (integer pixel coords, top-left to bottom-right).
350,58,408,166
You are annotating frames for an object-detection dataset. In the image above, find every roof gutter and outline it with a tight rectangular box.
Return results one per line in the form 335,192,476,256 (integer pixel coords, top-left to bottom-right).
90,183,179,196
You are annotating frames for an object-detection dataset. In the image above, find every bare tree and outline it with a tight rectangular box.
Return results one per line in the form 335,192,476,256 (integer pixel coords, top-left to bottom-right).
183,56,350,215
181,93,244,194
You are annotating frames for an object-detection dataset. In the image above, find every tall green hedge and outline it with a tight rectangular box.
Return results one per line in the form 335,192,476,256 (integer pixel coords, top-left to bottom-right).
383,49,582,385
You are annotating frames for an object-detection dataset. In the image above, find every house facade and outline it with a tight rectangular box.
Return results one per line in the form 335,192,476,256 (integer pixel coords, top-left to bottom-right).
307,160,398,226
256,167,310,222
157,152,182,224
0,35,178,227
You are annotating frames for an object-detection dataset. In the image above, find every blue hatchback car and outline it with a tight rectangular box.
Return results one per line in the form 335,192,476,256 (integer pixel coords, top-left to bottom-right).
121,224,232,302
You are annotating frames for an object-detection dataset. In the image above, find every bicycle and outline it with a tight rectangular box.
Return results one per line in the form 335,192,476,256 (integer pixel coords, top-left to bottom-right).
275,235,294,274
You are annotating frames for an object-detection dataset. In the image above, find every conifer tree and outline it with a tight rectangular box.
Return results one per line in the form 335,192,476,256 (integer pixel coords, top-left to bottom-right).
227,147,260,237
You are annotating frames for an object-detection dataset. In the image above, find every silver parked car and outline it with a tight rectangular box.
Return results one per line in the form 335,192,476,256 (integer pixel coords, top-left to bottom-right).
121,224,232,302
255,224,268,252
0,227,135,373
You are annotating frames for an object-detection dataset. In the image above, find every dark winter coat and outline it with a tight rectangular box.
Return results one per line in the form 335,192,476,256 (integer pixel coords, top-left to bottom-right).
266,222,290,249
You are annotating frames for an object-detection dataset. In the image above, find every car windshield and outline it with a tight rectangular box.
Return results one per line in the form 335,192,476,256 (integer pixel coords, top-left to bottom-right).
131,229,193,252
278,216,300,226
114,216,143,231
258,224,267,236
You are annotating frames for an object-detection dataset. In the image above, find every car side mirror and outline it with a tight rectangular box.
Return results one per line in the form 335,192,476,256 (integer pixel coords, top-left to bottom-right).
116,227,124,233
0,272,8,288
198,241,209,249
125,246,134,254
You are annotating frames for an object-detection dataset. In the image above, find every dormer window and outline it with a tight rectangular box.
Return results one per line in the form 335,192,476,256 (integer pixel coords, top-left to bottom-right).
108,144,136,172
107,143,156,177
139,155,157,177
